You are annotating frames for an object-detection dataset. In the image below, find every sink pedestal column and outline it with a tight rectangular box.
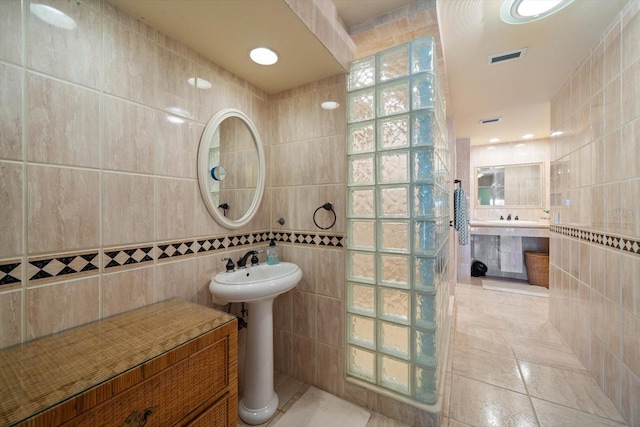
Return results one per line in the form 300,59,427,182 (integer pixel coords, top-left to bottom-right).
238,298,279,425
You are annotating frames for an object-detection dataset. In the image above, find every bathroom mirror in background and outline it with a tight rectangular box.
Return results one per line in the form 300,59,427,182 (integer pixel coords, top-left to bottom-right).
475,163,542,207
198,108,265,229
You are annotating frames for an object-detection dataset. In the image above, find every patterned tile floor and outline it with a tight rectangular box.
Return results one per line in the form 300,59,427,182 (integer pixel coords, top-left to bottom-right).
238,279,628,427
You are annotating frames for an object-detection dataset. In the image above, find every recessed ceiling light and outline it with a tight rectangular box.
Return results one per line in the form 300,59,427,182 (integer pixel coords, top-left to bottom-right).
30,3,77,30
551,130,564,136
489,138,500,143
321,101,340,110
187,77,212,89
500,0,574,24
522,134,534,139
249,47,278,65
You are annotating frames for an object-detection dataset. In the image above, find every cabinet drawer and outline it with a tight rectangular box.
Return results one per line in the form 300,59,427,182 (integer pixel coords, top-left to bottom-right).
61,336,228,426
186,393,229,427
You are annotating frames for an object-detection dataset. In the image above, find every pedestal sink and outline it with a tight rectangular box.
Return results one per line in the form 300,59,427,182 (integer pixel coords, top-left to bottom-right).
209,262,302,425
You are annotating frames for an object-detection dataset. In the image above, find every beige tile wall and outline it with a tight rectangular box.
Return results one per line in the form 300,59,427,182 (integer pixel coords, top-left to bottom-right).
549,1,640,425
269,76,348,397
0,0,280,347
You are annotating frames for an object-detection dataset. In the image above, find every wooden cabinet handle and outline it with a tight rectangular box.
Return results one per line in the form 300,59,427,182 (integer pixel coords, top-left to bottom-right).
120,407,155,427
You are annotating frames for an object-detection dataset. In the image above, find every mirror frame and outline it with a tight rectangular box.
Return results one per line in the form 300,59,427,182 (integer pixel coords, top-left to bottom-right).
197,108,266,229
474,162,544,208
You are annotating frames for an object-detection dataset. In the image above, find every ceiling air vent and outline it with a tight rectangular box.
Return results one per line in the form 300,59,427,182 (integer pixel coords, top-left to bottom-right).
479,117,501,124
487,48,527,65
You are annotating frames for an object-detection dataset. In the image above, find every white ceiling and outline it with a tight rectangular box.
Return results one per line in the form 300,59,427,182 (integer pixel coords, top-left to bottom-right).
437,0,628,145
109,0,629,145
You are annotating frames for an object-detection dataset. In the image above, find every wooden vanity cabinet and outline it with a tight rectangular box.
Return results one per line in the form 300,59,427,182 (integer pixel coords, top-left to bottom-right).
0,299,238,427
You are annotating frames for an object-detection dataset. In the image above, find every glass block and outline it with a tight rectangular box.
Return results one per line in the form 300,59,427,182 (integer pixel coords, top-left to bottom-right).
413,147,435,182
379,321,410,359
379,254,409,289
379,355,409,394
348,220,376,251
349,154,375,186
411,110,436,147
348,121,375,154
379,287,409,324
349,89,375,123
378,151,409,183
349,187,375,218
413,184,438,218
411,73,435,111
348,346,376,383
349,56,375,91
413,292,436,329
414,220,437,255
410,37,434,74
414,365,437,403
377,80,410,117
414,329,436,366
414,257,438,292
379,186,409,217
347,282,376,316
347,251,375,284
379,221,409,253
378,115,409,150
348,314,376,349
378,44,409,83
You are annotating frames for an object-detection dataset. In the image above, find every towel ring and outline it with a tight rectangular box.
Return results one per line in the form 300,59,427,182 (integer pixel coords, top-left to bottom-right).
313,202,336,230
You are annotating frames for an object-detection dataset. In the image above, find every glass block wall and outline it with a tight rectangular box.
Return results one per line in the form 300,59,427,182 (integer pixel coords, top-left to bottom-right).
346,37,449,405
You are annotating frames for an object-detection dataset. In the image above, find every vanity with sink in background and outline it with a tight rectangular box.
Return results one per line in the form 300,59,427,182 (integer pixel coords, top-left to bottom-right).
470,220,549,282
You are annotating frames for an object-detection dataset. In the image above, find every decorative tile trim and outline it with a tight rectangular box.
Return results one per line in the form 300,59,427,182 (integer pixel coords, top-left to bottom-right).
550,225,640,256
196,237,226,253
104,245,154,270
157,240,196,260
0,259,21,287
20,230,346,280
28,251,100,284
271,231,345,248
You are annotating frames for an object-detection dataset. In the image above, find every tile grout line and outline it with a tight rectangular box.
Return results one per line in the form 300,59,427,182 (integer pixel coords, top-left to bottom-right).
512,346,542,427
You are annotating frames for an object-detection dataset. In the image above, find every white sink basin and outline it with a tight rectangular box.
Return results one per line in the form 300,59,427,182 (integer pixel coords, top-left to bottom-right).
474,220,544,226
209,262,302,304
208,261,302,425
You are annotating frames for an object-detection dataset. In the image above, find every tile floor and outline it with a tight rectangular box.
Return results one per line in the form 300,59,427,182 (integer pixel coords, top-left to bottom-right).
239,280,628,427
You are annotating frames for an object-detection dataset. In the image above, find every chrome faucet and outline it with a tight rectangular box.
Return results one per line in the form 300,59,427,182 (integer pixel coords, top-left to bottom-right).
237,250,263,268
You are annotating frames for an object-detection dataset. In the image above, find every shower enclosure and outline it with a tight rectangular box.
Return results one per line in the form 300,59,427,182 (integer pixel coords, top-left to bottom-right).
346,36,451,406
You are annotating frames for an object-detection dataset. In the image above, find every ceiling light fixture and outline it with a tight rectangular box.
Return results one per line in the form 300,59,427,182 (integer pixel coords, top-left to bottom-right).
249,47,278,65
30,3,77,30
187,77,212,89
489,138,500,143
500,0,574,24
551,130,564,136
522,134,534,139
321,101,340,110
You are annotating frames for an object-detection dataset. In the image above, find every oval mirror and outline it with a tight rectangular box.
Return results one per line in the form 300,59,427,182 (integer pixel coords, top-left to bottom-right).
197,108,265,229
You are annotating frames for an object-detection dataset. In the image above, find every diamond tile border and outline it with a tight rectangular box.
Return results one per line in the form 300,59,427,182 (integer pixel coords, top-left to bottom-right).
157,240,196,260
0,259,21,287
550,225,640,256
15,230,346,282
104,245,154,270
28,251,100,284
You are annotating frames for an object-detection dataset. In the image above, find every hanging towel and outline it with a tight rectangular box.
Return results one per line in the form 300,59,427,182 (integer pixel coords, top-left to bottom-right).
499,236,523,273
454,187,469,245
